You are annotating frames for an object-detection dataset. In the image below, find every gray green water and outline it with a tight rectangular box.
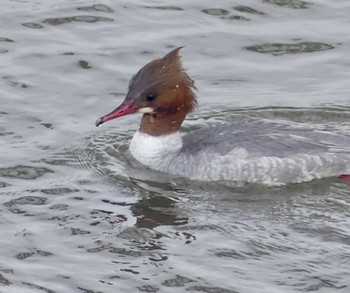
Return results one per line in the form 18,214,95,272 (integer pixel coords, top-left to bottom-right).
1,0,350,292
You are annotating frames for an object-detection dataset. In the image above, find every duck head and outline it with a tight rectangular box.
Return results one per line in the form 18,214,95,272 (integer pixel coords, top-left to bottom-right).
96,47,197,136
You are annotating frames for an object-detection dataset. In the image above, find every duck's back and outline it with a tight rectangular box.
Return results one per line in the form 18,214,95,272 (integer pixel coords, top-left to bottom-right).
175,121,350,185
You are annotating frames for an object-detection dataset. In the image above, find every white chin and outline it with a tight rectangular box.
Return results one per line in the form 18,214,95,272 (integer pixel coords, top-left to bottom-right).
138,107,154,114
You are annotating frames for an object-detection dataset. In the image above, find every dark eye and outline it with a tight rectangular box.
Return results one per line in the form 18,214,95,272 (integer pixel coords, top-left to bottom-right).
146,94,156,102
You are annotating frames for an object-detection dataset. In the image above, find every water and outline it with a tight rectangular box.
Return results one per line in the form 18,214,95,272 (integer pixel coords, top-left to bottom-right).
1,0,350,292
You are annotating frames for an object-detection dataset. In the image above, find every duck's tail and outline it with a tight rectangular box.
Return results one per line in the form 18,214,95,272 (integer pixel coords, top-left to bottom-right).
339,174,350,184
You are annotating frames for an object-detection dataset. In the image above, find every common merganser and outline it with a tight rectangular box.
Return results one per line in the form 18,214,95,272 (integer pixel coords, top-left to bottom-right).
96,47,350,185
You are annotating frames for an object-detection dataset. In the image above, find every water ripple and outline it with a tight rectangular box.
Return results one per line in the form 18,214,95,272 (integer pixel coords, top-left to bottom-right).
201,8,229,16
43,15,114,25
22,22,43,29
233,5,265,15
0,165,53,180
143,6,184,11
0,37,14,42
245,42,334,55
77,4,114,13
263,0,311,9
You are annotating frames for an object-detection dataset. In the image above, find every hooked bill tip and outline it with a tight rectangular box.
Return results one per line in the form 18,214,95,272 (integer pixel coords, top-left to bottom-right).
95,118,103,127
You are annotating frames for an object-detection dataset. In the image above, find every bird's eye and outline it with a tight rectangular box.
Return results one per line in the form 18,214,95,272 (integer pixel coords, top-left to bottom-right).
146,94,156,102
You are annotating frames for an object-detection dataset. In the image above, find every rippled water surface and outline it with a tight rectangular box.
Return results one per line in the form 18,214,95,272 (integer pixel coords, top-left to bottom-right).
1,0,350,292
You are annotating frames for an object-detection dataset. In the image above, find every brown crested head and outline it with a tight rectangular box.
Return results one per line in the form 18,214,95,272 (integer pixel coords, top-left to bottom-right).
96,47,197,136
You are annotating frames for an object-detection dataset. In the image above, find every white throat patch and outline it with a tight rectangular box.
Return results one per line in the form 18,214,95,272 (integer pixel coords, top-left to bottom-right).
137,107,154,114
129,131,183,169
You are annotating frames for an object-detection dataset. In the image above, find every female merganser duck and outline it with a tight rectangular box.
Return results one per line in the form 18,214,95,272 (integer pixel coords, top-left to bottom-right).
96,47,350,185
